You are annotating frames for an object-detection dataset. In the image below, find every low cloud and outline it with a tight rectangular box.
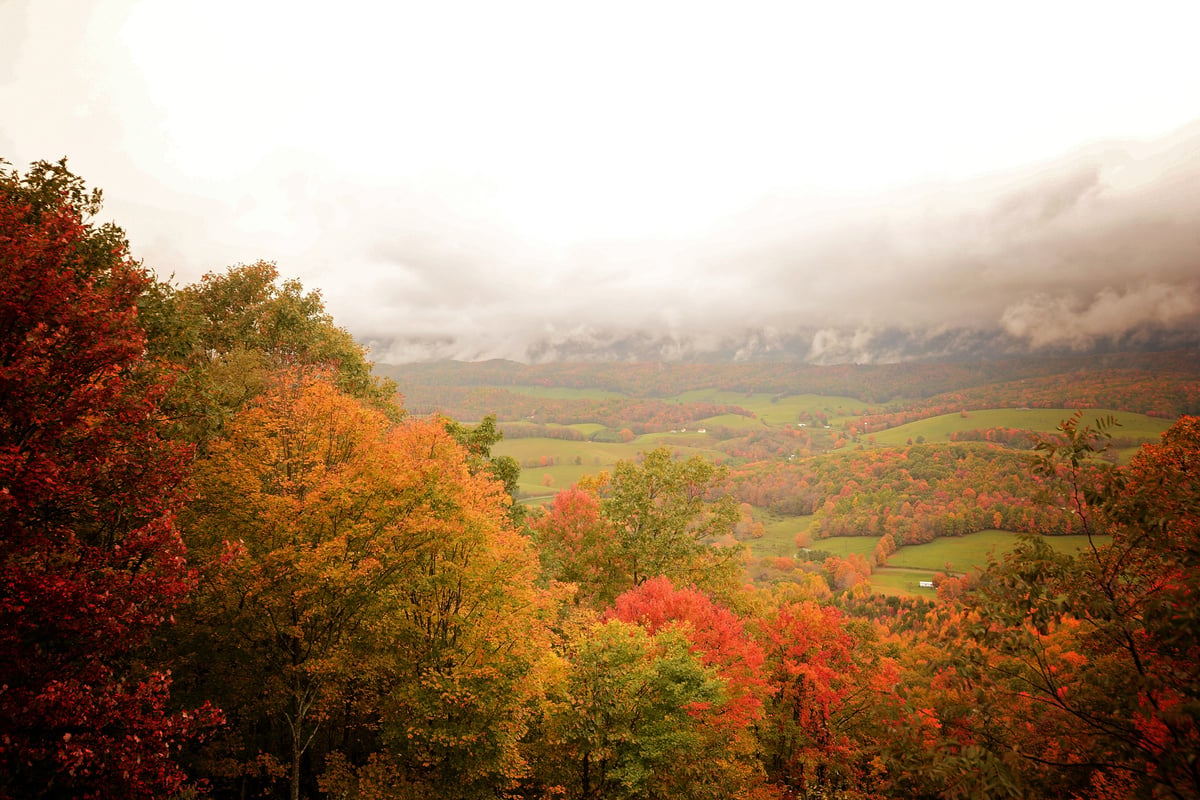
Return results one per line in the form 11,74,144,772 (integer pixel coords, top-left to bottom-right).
5,2,1200,365
306,121,1200,364
1000,283,1200,350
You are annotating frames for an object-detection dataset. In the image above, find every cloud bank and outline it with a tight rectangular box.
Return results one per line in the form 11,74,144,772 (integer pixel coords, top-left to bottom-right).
350,123,1200,363
4,1,1199,364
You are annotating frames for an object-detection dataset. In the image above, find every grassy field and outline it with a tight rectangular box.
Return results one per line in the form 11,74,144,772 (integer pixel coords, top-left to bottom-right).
867,532,1113,597
671,390,874,427
754,515,815,559
869,568,940,598
808,536,881,558
886,530,1112,571
867,408,1172,448
497,436,730,503
495,391,880,495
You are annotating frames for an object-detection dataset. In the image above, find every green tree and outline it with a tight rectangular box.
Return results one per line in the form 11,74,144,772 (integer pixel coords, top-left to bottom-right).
590,447,740,600
445,414,524,524
532,619,735,800
141,261,399,447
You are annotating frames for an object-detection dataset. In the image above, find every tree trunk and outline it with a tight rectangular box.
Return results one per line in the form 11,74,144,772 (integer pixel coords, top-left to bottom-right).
291,742,301,800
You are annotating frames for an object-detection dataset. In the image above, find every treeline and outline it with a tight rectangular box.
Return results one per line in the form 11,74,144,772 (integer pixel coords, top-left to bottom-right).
384,350,1200,407
499,422,587,440
715,426,817,461
5,161,1198,800
403,383,753,432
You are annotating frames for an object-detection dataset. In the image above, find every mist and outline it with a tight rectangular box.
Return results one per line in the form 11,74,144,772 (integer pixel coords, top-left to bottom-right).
5,0,1200,365
355,124,1200,364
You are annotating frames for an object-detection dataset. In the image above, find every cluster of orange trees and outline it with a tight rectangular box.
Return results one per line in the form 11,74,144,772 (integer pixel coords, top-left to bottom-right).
3,161,1197,799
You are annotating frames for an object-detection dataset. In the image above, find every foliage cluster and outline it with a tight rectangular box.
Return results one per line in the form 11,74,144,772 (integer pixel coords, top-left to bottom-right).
726,443,1081,542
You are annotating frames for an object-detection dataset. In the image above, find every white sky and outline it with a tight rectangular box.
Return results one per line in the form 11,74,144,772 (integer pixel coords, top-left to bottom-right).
3,0,1200,362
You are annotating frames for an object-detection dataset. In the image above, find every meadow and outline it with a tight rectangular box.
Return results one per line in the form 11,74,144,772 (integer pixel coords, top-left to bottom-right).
869,531,1110,596
865,407,1172,452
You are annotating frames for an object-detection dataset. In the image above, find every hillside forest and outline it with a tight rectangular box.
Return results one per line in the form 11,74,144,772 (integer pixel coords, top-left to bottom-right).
2,160,1198,800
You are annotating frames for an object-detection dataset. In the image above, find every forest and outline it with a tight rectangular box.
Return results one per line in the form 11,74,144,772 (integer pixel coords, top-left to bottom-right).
2,160,1198,800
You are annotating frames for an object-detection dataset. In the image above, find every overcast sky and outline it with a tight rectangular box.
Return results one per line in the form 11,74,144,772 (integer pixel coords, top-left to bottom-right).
4,0,1200,363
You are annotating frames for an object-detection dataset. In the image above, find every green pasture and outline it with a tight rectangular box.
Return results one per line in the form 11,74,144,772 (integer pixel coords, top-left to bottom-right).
808,535,881,559
869,568,939,598
754,516,881,561
494,437,643,466
870,531,1113,596
867,408,1172,448
690,413,764,432
497,436,730,500
886,530,1018,571
753,515,815,559
567,423,609,436
500,422,605,439
885,530,1114,572
671,390,873,426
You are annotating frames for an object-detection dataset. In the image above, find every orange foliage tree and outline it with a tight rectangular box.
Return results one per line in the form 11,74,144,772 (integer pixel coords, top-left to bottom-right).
175,372,553,800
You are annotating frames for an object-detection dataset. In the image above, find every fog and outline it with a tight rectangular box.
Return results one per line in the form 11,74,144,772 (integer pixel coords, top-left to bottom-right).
4,0,1199,363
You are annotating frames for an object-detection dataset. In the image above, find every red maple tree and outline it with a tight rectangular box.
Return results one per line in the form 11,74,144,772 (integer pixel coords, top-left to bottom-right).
0,161,217,799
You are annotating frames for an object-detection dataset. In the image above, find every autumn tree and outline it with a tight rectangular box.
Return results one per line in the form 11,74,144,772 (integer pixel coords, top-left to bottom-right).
355,418,556,800
751,596,898,798
140,260,399,447
174,371,553,799
530,619,752,800
0,159,217,798
589,447,741,600
609,578,767,728
528,487,625,606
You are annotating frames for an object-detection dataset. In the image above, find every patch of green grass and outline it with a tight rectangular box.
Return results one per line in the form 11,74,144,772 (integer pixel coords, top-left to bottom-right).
671,391,872,426
868,568,939,598
869,408,1172,448
886,530,1018,571
638,431,721,447
869,531,1115,597
886,530,1114,572
753,515,815,559
806,535,880,559
567,423,608,436
1042,534,1114,555
497,437,731,498
692,413,764,431
493,438,642,466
